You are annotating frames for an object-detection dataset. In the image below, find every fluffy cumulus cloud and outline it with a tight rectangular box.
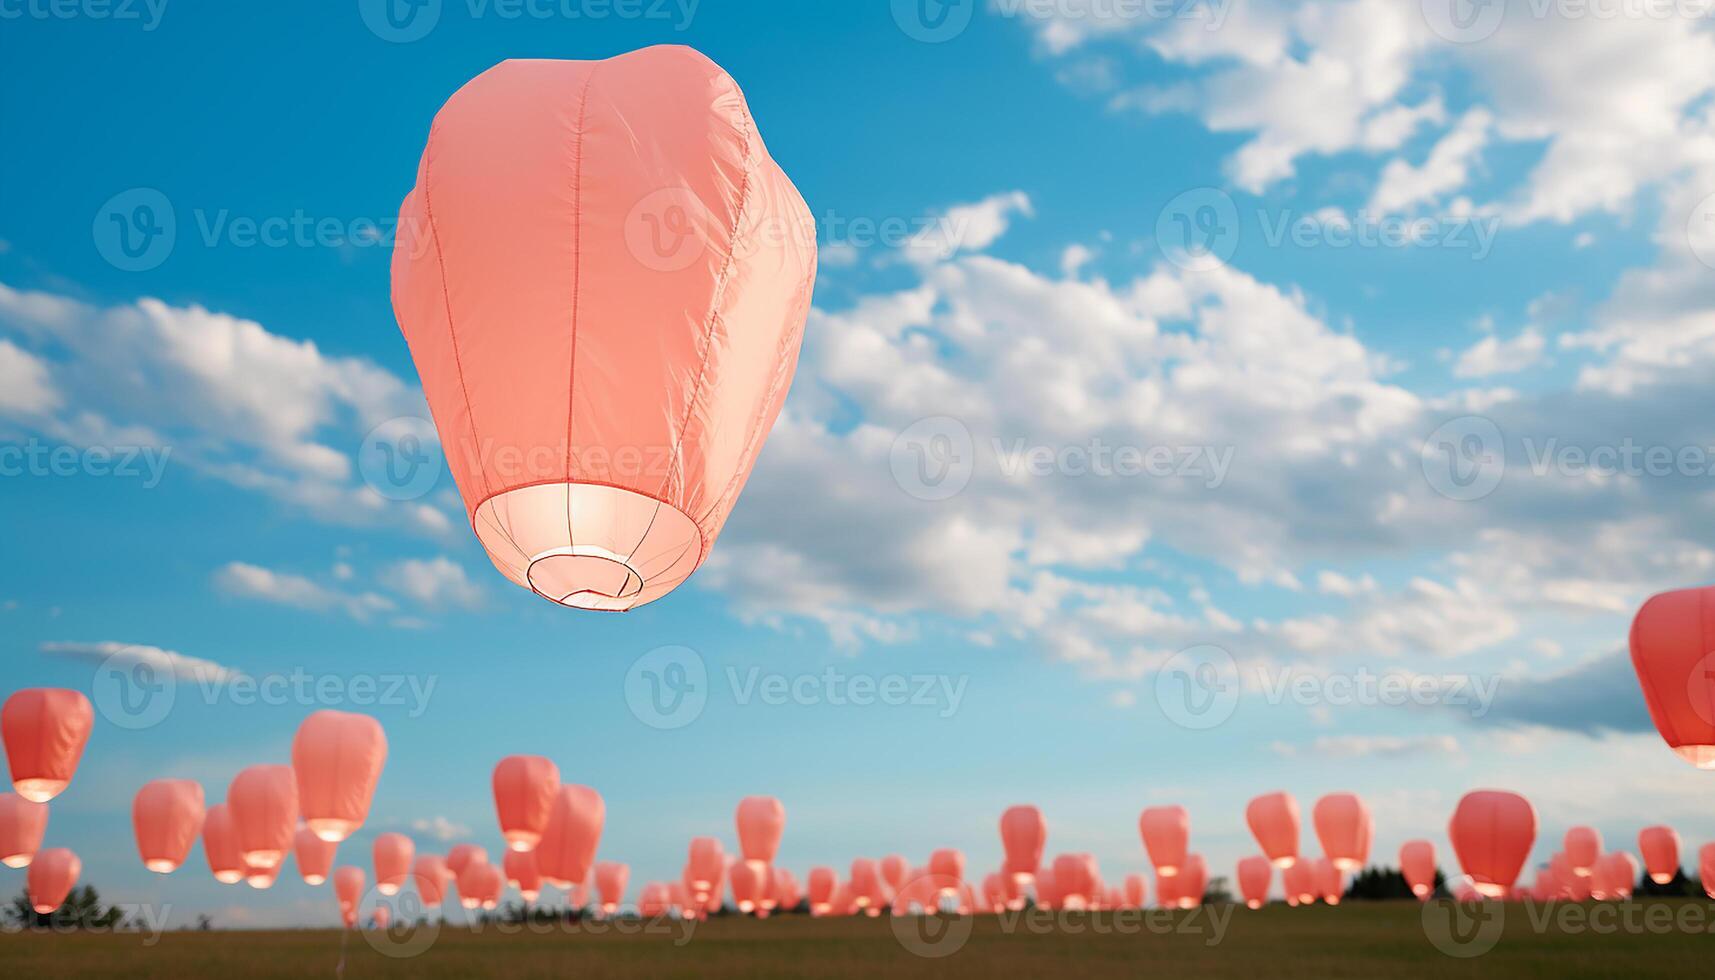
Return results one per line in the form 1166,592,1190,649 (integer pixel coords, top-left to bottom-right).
0,282,449,534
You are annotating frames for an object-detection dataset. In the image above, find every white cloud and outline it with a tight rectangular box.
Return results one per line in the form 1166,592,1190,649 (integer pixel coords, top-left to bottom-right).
0,338,58,413
380,557,484,610
213,561,395,621
1370,109,1492,214
1453,328,1545,377
1272,734,1461,759
901,191,1034,265
410,816,472,842
40,640,246,682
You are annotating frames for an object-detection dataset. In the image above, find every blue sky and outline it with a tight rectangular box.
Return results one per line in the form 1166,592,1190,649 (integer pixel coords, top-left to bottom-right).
4,0,1715,926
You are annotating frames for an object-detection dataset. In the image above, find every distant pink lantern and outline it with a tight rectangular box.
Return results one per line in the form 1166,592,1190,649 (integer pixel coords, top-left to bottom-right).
687,837,726,899
880,854,909,894
772,867,801,910
1448,790,1537,898
1314,857,1343,905
1628,585,1715,768
294,826,338,885
459,860,505,910
2,688,94,802
373,833,415,895
1600,852,1639,899
1284,860,1315,904
0,792,47,869
929,848,965,888
730,858,767,913
1123,873,1148,909
1699,843,1715,899
848,858,884,910
1000,805,1047,880
807,866,837,915
1564,826,1601,877
534,785,605,886
596,860,630,913
292,710,386,843
736,796,786,863
492,755,560,852
227,765,299,868
1138,805,1189,876
412,855,450,906
1237,855,1271,909
505,848,542,902
372,904,390,929
1399,840,1437,899
390,46,817,612
245,856,279,890
202,803,245,884
334,865,366,923
446,843,488,878
1152,868,1174,910
1637,826,1680,884
27,847,79,914
1177,854,1207,908
1312,792,1371,872
1246,792,1301,868
1051,852,1091,908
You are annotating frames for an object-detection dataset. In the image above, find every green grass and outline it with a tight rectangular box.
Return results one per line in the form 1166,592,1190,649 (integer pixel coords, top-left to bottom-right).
2,900,1711,978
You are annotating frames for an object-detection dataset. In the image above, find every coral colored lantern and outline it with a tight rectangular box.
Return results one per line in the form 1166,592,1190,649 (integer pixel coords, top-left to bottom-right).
0,792,49,869
492,756,560,852
373,833,415,896
294,827,338,885
1246,792,1301,868
27,847,79,914
227,765,299,868
1564,826,1601,877
736,796,785,863
1237,856,1271,909
1638,826,1680,885
132,779,205,874
505,848,543,902
1448,790,1536,898
1312,792,1371,872
534,785,605,886
1629,586,1715,768
1399,839,1437,899
292,711,386,843
1000,805,1047,879
1138,805,1190,877
2,688,94,803
390,46,817,612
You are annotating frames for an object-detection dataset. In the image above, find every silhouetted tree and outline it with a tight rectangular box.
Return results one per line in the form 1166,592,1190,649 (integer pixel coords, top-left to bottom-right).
1202,875,1234,905
1635,869,1703,898
5,886,127,930
1344,865,1447,900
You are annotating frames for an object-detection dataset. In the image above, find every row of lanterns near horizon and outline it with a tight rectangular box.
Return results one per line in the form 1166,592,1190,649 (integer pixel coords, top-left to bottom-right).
2,692,1713,924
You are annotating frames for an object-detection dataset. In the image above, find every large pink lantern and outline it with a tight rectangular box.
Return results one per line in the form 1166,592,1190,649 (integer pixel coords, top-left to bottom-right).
492,755,560,852
1448,790,1536,898
373,833,415,896
1138,805,1189,877
227,765,299,869
534,785,604,886
736,796,785,863
2,689,93,803
131,780,205,874
292,711,386,843
1246,792,1300,868
390,45,817,612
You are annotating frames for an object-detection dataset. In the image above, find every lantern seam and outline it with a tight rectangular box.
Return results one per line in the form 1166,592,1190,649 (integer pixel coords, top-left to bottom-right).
659,90,759,543
565,61,600,561
419,123,492,505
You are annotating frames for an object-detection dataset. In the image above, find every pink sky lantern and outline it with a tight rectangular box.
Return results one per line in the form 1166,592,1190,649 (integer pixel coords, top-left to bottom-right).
492,756,560,852
736,796,786,863
292,711,386,843
505,848,542,902
1000,805,1047,880
202,803,244,884
1312,792,1371,872
412,855,450,907
227,765,299,869
1448,790,1536,898
1564,826,1601,877
595,861,630,914
3,689,93,803
293,826,338,886
1246,792,1301,868
534,785,605,887
1629,586,1715,768
1237,856,1271,909
1399,840,1436,899
1638,826,1680,884
390,46,816,612
0,792,48,869
28,847,79,914
1138,805,1190,877
373,833,414,896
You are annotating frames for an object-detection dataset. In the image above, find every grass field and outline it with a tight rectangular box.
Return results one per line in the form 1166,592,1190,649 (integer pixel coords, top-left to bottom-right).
3,900,1711,978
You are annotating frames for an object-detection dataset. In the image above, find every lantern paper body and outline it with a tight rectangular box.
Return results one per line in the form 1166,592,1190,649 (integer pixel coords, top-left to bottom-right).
1051,853,1091,906
1177,854,1207,908
292,711,387,843
412,855,450,907
535,785,605,885
459,860,505,910
1638,826,1680,884
492,755,560,852
1564,826,1601,876
1448,790,1537,898
687,837,725,897
1139,805,1190,876
1237,856,1271,909
1284,860,1315,904
374,833,415,896
245,856,280,890
3,688,94,803
1315,858,1343,905
27,847,79,914
1123,873,1148,908
227,765,299,868
1399,840,1437,898
131,779,205,874
334,866,366,918
1312,792,1372,872
372,904,390,929
1600,852,1639,899
446,843,487,878
1700,843,1715,899
730,859,767,912
1246,792,1301,868
0,792,48,868
505,848,542,901
879,854,909,893
295,827,339,885
1629,586,1715,768
735,796,785,863
807,866,836,913
848,858,883,908
203,803,245,884
595,860,629,912
929,848,965,887
1000,805,1047,879
391,46,818,612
